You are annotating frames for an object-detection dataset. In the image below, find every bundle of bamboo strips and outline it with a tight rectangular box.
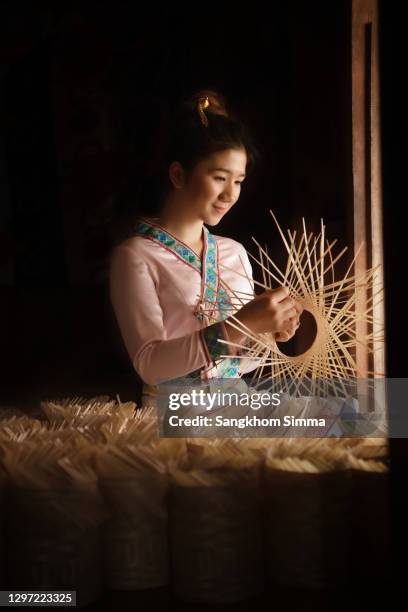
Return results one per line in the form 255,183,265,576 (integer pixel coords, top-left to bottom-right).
40,395,136,424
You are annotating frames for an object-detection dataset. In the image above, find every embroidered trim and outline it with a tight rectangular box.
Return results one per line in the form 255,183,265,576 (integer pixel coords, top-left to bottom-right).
217,357,240,377
135,218,233,323
201,231,218,318
136,221,201,270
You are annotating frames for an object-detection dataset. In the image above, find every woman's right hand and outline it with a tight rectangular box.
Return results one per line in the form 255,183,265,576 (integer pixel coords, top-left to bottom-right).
232,286,303,337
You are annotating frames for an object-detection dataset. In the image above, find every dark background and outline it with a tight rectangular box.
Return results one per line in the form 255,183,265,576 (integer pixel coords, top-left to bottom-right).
0,0,358,408
0,0,407,603
0,0,405,405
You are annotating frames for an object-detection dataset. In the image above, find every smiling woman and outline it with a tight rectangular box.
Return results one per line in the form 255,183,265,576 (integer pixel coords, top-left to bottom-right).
109,90,303,404
160,147,247,257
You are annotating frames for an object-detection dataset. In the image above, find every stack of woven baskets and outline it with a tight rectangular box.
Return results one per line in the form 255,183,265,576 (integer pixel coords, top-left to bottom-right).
0,399,390,607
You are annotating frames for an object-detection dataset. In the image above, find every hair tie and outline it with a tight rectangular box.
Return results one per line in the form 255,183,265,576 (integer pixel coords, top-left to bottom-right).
197,96,210,127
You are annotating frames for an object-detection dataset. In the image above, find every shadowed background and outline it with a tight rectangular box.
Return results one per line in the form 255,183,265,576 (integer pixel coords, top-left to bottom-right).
0,0,404,407
0,1,406,608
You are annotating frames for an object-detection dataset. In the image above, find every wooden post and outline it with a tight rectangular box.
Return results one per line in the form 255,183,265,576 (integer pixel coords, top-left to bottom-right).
352,0,385,378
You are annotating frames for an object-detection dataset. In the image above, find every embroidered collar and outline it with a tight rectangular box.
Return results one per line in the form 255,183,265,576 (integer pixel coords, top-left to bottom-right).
135,217,203,271
135,217,231,322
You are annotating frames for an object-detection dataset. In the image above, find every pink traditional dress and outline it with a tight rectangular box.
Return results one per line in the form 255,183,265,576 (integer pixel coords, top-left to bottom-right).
109,217,256,404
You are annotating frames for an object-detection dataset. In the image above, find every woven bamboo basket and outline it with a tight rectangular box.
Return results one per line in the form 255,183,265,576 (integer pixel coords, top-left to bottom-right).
169,464,263,603
99,474,169,590
262,453,351,589
0,474,5,589
5,484,103,608
347,456,391,583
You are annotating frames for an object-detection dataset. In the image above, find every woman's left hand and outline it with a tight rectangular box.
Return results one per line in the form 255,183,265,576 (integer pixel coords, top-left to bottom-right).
275,315,301,342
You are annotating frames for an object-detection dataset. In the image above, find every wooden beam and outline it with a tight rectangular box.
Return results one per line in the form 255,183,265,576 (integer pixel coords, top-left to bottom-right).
352,0,385,377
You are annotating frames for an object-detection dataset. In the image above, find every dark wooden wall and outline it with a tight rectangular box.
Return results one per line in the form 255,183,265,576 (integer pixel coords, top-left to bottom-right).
0,1,400,410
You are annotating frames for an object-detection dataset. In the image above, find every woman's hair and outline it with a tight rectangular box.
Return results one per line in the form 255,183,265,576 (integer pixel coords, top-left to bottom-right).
111,89,259,242
166,89,259,176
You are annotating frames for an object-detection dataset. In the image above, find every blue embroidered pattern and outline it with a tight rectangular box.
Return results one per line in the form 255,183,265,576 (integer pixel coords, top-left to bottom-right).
136,222,201,269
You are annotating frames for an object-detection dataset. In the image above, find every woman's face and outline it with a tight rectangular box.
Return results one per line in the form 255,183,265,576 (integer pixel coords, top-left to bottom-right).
179,147,247,226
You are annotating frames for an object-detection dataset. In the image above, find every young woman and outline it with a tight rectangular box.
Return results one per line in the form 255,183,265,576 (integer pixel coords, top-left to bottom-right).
109,90,302,404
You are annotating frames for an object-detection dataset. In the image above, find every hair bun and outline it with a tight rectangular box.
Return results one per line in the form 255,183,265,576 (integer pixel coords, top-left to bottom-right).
186,89,228,118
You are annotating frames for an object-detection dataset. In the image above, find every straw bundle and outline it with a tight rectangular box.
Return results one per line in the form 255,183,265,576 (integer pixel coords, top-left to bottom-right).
0,416,44,447
40,395,136,425
347,437,389,461
100,406,157,440
0,407,27,420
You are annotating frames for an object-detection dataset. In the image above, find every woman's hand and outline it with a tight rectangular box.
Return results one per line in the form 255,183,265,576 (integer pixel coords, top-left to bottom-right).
232,287,303,340
274,314,301,342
